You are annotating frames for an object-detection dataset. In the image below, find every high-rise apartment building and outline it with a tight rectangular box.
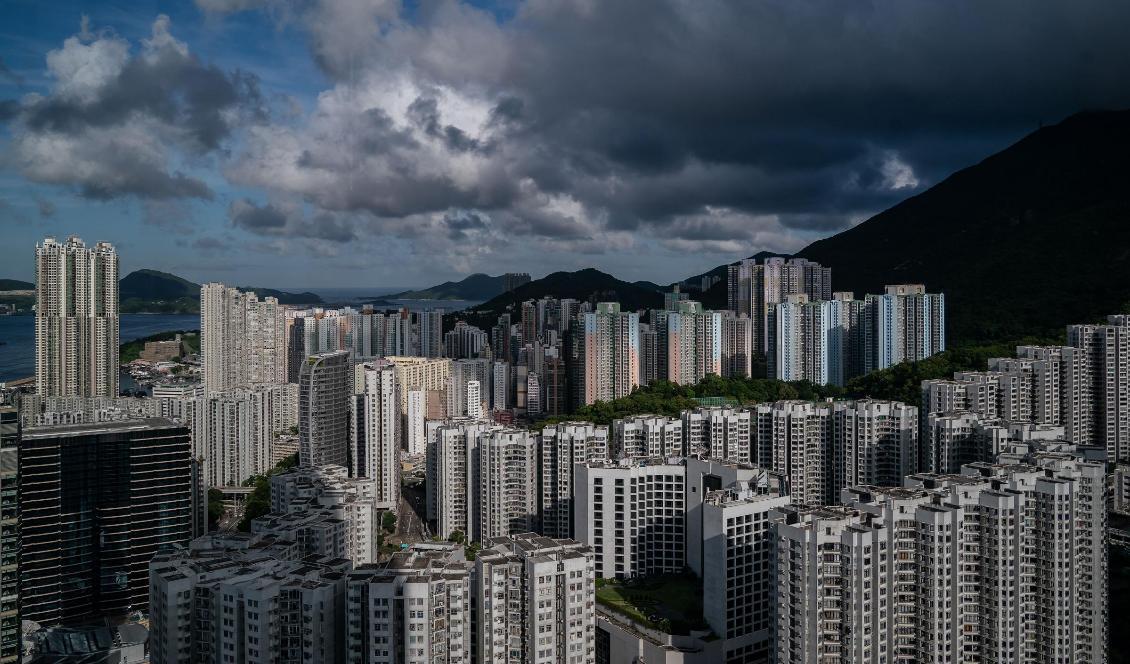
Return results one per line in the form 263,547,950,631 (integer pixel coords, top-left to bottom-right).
345,543,471,664
149,535,349,664
772,458,1107,664
502,272,532,293
35,235,119,397
582,303,640,405
720,312,753,378
613,414,683,459
299,351,352,469
682,406,752,462
1068,315,1130,462
352,363,400,507
444,321,488,359
727,256,831,354
265,465,383,564
414,309,445,358
477,429,538,541
21,419,198,625
426,419,500,541
189,382,298,487
473,533,596,664
702,484,790,659
201,283,285,392
751,399,917,506
538,422,610,539
0,408,18,663
574,459,686,578
866,283,945,372
448,358,493,416
665,301,722,385
767,292,868,386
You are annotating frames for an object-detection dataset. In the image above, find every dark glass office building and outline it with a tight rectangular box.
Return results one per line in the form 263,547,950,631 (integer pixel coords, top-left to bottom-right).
0,407,19,662
19,418,195,626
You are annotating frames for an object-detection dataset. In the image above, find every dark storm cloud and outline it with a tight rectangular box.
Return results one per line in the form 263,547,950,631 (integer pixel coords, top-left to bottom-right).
442,209,489,240
198,0,1130,259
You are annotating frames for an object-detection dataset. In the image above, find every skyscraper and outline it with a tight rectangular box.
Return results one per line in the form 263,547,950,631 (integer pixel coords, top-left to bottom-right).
0,408,19,663
414,309,444,358
351,363,400,507
35,235,119,397
200,283,285,392
299,351,351,469
582,302,640,405
727,256,831,354
720,312,753,378
20,418,197,625
665,301,721,385
866,283,945,372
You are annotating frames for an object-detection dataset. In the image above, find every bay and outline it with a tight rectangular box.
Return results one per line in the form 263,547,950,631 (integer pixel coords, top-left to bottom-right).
0,314,200,382
0,298,481,383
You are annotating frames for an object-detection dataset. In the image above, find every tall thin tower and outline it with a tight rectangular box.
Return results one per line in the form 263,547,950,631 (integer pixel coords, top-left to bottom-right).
35,236,119,397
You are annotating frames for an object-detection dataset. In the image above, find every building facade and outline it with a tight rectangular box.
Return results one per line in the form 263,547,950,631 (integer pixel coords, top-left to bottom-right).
35,235,119,398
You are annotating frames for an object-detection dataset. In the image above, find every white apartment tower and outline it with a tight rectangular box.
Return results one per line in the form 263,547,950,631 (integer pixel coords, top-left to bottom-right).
582,302,640,405
478,428,539,540
465,380,483,419
352,363,400,507
866,283,945,372
427,419,496,541
681,406,752,463
727,256,832,354
201,283,285,392
613,414,683,459
771,457,1107,664
574,459,686,578
149,536,349,664
35,236,119,397
538,422,610,539
190,383,298,487
473,533,596,664
345,544,471,664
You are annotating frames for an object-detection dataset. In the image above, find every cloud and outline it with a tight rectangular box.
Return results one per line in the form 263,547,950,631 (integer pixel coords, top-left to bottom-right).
34,197,56,219
229,198,358,242
0,56,25,86
195,0,1130,278
1,15,261,201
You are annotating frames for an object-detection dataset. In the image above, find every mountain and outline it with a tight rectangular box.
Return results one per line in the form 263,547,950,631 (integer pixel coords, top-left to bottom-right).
0,279,34,291
385,273,510,300
117,269,322,312
119,269,198,300
456,268,665,327
796,110,1130,343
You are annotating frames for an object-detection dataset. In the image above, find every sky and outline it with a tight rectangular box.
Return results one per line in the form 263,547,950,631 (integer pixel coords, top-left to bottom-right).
1,0,1129,289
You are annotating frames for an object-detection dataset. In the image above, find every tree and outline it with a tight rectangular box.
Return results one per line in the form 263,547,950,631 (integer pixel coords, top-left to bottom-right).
382,511,397,533
207,488,225,530
447,530,466,545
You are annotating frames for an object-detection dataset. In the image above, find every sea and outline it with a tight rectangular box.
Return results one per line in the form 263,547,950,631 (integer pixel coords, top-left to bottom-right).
0,295,482,383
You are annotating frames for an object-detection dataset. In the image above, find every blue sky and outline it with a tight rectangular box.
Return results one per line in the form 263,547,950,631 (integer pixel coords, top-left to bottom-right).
2,0,1128,289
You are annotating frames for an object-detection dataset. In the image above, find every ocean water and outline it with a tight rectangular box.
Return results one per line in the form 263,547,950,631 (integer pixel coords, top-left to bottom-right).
0,297,482,382
0,314,200,382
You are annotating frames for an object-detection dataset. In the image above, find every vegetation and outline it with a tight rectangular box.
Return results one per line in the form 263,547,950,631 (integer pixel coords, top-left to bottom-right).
537,377,843,428
798,110,1130,345
842,337,1059,403
0,279,34,291
382,511,398,533
595,574,709,635
236,453,299,532
464,541,482,561
207,488,225,530
118,268,324,313
119,330,200,363
452,268,665,331
385,273,508,301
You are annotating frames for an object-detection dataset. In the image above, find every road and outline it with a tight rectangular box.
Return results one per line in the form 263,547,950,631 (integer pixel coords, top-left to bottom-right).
398,482,429,541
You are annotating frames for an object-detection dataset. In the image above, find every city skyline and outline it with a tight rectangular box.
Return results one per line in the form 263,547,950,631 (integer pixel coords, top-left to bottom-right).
3,1,1130,287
